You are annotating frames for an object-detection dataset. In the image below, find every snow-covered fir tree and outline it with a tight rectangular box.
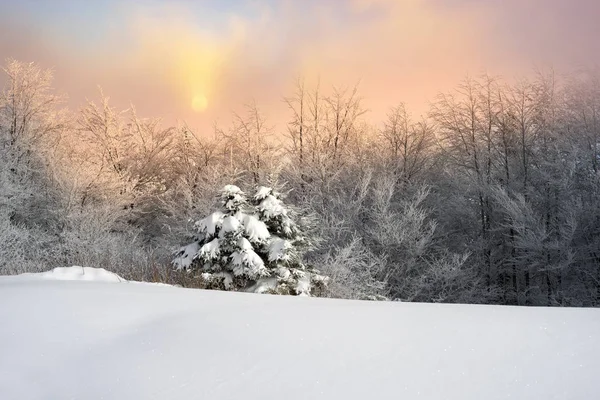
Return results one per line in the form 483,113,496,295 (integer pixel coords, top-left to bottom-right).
173,185,328,296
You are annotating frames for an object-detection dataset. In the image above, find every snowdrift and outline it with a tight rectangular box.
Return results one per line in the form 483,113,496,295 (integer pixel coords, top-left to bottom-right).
1,268,599,399
17,266,125,282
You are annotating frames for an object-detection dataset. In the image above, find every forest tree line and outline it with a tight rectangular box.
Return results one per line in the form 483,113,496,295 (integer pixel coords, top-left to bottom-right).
2,59,600,306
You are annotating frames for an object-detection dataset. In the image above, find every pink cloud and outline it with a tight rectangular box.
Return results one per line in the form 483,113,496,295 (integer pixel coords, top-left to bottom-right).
1,0,598,133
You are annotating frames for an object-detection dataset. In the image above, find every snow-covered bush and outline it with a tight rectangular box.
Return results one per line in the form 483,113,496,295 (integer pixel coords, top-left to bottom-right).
318,237,388,300
173,185,328,296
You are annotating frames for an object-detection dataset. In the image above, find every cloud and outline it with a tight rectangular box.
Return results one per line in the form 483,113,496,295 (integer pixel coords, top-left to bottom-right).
1,0,599,132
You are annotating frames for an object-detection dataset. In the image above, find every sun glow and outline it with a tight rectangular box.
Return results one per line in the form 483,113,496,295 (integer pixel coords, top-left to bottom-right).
191,94,209,112
128,10,242,116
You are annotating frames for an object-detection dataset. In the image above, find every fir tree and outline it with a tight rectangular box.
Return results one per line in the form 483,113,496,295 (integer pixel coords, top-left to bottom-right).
173,185,328,296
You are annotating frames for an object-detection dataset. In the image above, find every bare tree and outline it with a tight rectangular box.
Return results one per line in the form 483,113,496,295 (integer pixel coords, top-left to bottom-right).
379,103,434,185
0,59,66,174
219,101,278,184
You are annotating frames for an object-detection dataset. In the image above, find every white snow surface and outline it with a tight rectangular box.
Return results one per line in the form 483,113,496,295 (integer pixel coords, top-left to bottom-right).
1,273,600,400
18,266,125,282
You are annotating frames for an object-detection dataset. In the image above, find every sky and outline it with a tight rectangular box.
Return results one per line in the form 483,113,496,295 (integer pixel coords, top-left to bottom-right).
1,0,599,133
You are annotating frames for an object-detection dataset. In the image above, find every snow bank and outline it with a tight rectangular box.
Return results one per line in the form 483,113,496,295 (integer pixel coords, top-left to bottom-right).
18,266,124,282
0,277,599,400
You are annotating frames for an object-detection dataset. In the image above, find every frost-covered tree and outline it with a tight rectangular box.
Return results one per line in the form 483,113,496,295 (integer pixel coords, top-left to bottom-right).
173,185,328,296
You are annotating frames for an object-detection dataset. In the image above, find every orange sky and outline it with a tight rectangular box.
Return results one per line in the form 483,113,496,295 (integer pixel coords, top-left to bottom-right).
1,0,599,133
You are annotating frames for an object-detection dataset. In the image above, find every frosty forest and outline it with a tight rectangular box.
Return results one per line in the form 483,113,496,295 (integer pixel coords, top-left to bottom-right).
2,58,600,307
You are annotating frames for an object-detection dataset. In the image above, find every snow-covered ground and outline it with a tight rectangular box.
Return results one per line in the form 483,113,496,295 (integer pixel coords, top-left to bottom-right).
1,268,599,400
18,265,125,282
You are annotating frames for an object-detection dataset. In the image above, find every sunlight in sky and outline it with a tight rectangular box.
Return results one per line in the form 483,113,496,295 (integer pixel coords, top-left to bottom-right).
1,0,599,131
191,94,209,112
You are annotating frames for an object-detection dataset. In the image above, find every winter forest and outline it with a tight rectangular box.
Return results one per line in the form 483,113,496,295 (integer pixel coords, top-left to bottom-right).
3,58,600,306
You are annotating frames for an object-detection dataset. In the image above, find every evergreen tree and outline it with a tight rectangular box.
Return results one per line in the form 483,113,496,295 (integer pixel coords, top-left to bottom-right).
173,185,328,296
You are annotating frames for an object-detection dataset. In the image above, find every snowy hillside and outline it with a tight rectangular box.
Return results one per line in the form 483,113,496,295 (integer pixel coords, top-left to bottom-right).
1,269,599,400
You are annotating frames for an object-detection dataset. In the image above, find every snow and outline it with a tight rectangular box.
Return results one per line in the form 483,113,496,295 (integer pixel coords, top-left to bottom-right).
199,238,221,260
221,185,245,211
222,184,242,195
254,186,272,201
220,215,240,234
249,276,279,294
196,211,224,236
1,274,600,399
295,274,311,296
203,272,234,290
242,214,271,242
231,247,267,278
173,242,201,270
258,194,286,218
18,266,124,282
276,266,291,281
268,237,291,262
237,237,253,251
